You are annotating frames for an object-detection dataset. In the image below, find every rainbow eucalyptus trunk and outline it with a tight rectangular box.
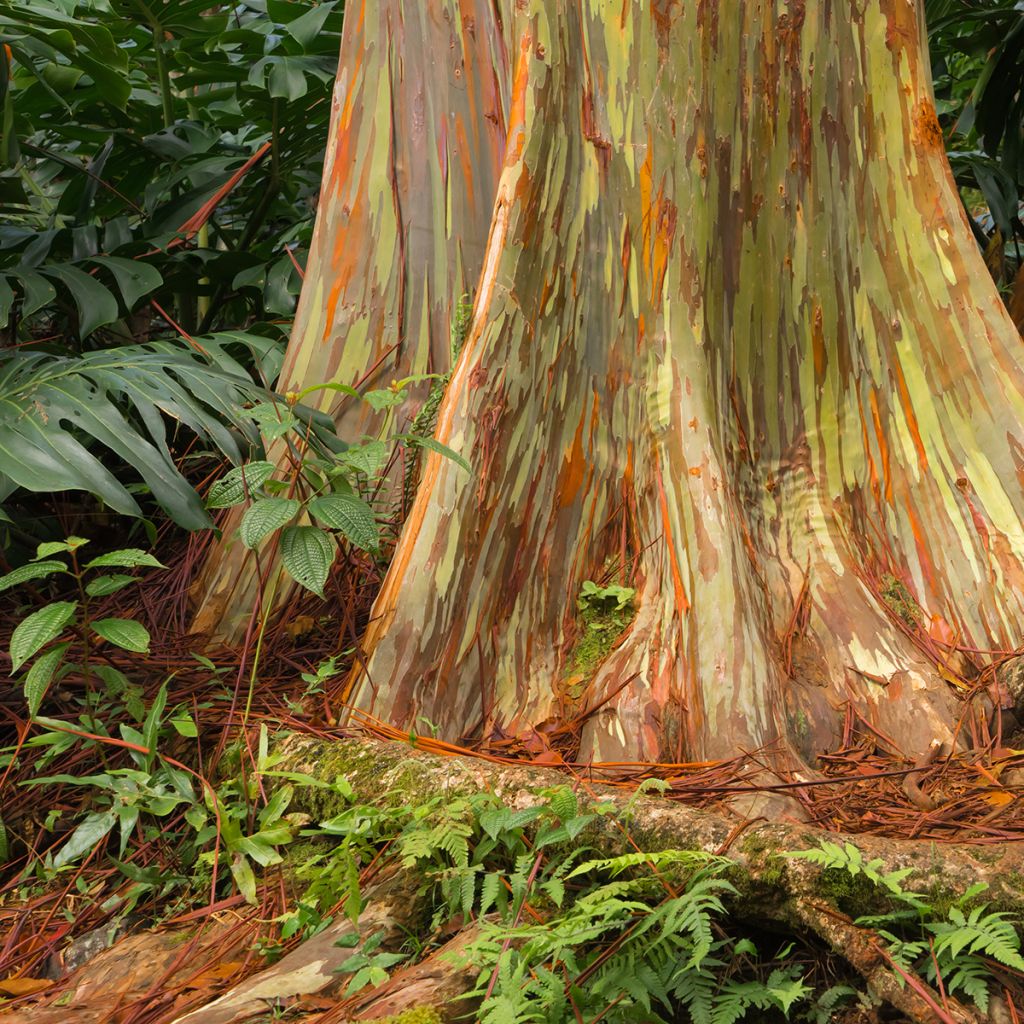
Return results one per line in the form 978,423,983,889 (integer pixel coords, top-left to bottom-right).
203,0,1024,766
189,0,508,639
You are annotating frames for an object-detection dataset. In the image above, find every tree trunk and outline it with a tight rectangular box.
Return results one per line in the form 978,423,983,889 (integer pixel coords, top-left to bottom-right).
199,0,1024,766
189,0,508,640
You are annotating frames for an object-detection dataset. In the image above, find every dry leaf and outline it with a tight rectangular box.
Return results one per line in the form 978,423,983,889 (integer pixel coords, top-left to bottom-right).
0,977,53,997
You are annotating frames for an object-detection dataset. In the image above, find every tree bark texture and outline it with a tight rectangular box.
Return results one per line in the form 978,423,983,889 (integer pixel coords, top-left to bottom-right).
199,0,1024,766
190,0,509,639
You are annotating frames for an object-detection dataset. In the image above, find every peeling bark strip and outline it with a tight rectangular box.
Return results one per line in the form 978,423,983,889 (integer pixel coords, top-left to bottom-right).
194,1,1024,764
340,0,1024,763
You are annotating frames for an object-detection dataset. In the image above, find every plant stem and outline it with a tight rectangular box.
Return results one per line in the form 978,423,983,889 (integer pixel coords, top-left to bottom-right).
153,25,174,129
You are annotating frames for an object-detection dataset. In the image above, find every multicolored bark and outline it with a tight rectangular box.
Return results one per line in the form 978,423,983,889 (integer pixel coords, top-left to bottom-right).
190,0,508,638
201,0,1024,765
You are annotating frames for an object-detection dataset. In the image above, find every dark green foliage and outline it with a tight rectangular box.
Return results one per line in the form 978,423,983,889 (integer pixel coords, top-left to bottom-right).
927,0,1024,284
0,0,341,342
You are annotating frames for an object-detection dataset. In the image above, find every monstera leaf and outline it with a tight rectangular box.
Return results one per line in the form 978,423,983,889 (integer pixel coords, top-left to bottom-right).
0,342,268,528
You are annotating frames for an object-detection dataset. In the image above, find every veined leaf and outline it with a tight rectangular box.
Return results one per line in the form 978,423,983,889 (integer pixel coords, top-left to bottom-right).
53,810,117,869
0,560,67,593
84,548,164,569
401,434,471,473
91,617,150,654
10,601,77,673
23,641,69,716
239,496,300,548
206,461,276,509
308,493,379,551
280,525,335,597
85,574,137,597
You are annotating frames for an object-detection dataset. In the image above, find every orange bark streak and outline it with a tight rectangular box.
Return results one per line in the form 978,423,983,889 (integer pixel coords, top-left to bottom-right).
655,458,690,615
868,388,893,505
505,32,532,168
560,413,588,507
891,358,929,472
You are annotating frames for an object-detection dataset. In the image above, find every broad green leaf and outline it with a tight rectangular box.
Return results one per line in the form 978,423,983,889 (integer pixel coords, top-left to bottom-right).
307,494,379,551
0,560,67,592
40,263,119,337
280,525,335,597
10,601,77,673
231,853,257,905
35,538,87,559
0,345,268,529
244,401,298,441
85,574,137,597
15,271,56,317
239,496,300,549
84,549,164,569
206,461,276,509
23,642,69,716
91,617,150,654
53,810,117,869
170,713,197,738
342,440,387,477
89,256,162,310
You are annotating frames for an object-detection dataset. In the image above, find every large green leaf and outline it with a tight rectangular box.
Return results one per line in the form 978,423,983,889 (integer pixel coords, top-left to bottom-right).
206,461,276,509
92,617,150,654
84,548,164,569
89,256,163,310
23,641,69,716
279,525,335,597
0,345,268,528
40,263,119,337
10,601,77,673
239,496,300,548
308,493,380,551
0,560,67,592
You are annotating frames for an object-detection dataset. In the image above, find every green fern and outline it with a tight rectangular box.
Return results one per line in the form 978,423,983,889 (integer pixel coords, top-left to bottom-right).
928,903,1024,971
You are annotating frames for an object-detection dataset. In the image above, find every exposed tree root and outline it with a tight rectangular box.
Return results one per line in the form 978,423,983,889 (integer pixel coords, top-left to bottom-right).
270,734,1024,1023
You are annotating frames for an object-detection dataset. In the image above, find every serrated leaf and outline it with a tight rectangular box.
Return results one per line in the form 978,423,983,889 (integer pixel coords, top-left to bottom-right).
280,526,335,597
239,497,300,549
245,401,298,441
85,574,137,597
23,642,69,716
341,440,388,476
0,560,67,593
10,602,77,673
307,493,379,551
35,539,85,559
84,548,164,569
206,461,276,508
91,618,150,654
